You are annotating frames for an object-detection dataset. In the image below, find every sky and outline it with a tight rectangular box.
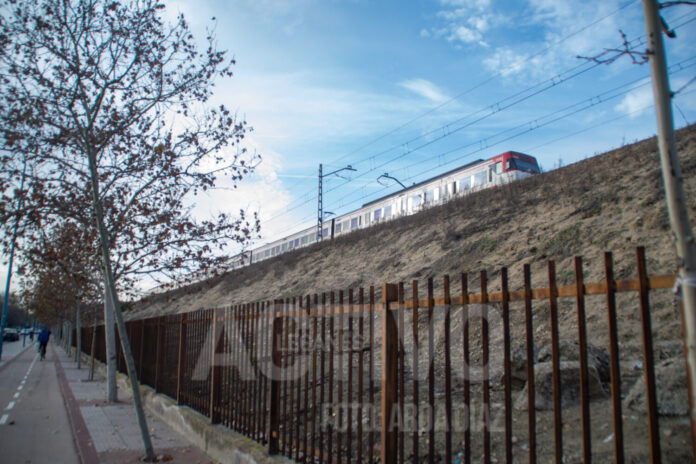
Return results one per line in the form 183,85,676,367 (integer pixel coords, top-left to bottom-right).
179,0,696,250
2,0,696,295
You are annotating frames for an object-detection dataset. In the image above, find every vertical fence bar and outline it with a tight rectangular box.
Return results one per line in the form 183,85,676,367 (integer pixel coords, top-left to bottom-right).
574,257,591,464
501,268,512,464
637,246,661,463
481,270,491,464
427,277,435,464
232,305,241,431
311,294,319,460
547,261,563,463
210,308,220,424
304,295,311,462
369,286,376,464
337,290,345,463
604,252,624,463
320,293,327,463
348,289,355,464
328,292,335,462
254,302,262,440
139,319,145,380
381,283,399,464
523,264,536,463
248,303,256,436
295,297,304,462
240,304,249,435
412,280,420,464
461,273,471,464
282,299,290,454
444,275,453,464
397,283,405,464
176,313,186,405
155,317,162,393
269,300,283,455
357,288,365,464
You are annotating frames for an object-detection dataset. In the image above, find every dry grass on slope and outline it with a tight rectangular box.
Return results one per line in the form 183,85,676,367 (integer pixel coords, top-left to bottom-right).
131,123,696,324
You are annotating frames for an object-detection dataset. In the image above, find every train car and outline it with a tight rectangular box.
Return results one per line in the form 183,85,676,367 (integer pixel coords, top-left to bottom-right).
250,151,540,264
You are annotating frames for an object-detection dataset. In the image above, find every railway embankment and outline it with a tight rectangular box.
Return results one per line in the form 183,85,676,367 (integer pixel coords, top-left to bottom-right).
133,123,696,327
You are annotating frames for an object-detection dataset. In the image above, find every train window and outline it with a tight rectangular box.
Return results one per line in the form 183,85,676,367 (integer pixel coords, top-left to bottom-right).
494,162,502,174
459,177,471,190
343,220,349,231
264,250,270,258
301,235,308,245
374,209,382,221
294,238,300,247
282,243,287,252
509,158,540,173
351,218,358,229
365,212,370,224
336,223,342,233
384,205,392,218
412,194,422,207
275,246,280,254
424,190,434,203
473,171,486,187
323,228,328,237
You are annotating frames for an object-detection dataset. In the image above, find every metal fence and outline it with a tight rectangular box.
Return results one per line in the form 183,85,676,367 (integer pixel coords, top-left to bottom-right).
74,246,693,463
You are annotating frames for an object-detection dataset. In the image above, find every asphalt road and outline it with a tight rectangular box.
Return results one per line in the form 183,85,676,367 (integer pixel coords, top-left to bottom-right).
0,343,79,464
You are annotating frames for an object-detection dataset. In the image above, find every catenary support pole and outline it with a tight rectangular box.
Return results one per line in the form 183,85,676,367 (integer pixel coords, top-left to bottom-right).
642,0,696,454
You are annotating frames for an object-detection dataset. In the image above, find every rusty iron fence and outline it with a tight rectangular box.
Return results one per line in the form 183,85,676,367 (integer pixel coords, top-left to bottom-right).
73,247,693,463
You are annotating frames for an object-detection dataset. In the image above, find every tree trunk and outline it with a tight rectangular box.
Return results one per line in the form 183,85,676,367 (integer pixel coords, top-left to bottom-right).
67,320,73,356
87,149,154,460
89,312,97,382
76,304,82,369
104,286,117,401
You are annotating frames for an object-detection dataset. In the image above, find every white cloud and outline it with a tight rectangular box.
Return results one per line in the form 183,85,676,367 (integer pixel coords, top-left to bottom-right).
483,48,542,78
614,80,653,118
449,25,483,45
398,78,449,103
426,0,500,48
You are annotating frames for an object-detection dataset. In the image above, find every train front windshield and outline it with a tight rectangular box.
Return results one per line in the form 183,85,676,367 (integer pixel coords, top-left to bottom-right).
508,158,540,173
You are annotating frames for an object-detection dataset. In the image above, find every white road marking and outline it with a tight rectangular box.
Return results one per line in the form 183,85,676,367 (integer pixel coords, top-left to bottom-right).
13,392,19,399
0,414,8,425
17,385,22,391
6,401,15,410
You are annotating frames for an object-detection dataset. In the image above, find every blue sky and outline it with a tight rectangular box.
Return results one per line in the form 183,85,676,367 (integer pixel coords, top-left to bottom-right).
3,0,696,294
172,0,696,249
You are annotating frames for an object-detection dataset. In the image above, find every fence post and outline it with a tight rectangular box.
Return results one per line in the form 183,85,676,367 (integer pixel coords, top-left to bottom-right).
210,308,221,424
138,319,145,380
269,300,283,455
154,317,162,392
381,283,399,464
176,313,187,405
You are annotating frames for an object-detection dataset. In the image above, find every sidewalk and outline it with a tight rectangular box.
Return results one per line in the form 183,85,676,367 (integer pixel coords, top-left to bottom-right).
53,345,218,464
0,338,33,371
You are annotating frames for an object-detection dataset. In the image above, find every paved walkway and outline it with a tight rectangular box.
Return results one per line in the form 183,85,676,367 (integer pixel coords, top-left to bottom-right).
53,344,217,464
0,337,33,370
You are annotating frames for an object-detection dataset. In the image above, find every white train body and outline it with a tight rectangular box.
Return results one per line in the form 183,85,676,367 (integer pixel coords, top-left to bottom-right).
243,151,540,266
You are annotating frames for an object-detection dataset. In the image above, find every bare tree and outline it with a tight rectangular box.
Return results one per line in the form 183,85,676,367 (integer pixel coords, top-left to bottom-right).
0,0,260,459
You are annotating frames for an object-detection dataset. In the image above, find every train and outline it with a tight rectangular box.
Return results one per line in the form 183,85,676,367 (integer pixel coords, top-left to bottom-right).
233,151,540,268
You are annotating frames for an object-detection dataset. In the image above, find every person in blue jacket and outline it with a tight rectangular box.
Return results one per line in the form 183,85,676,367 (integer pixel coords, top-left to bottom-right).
38,328,51,360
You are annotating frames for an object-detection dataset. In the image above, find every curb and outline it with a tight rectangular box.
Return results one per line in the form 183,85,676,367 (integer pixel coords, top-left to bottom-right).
53,344,101,464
